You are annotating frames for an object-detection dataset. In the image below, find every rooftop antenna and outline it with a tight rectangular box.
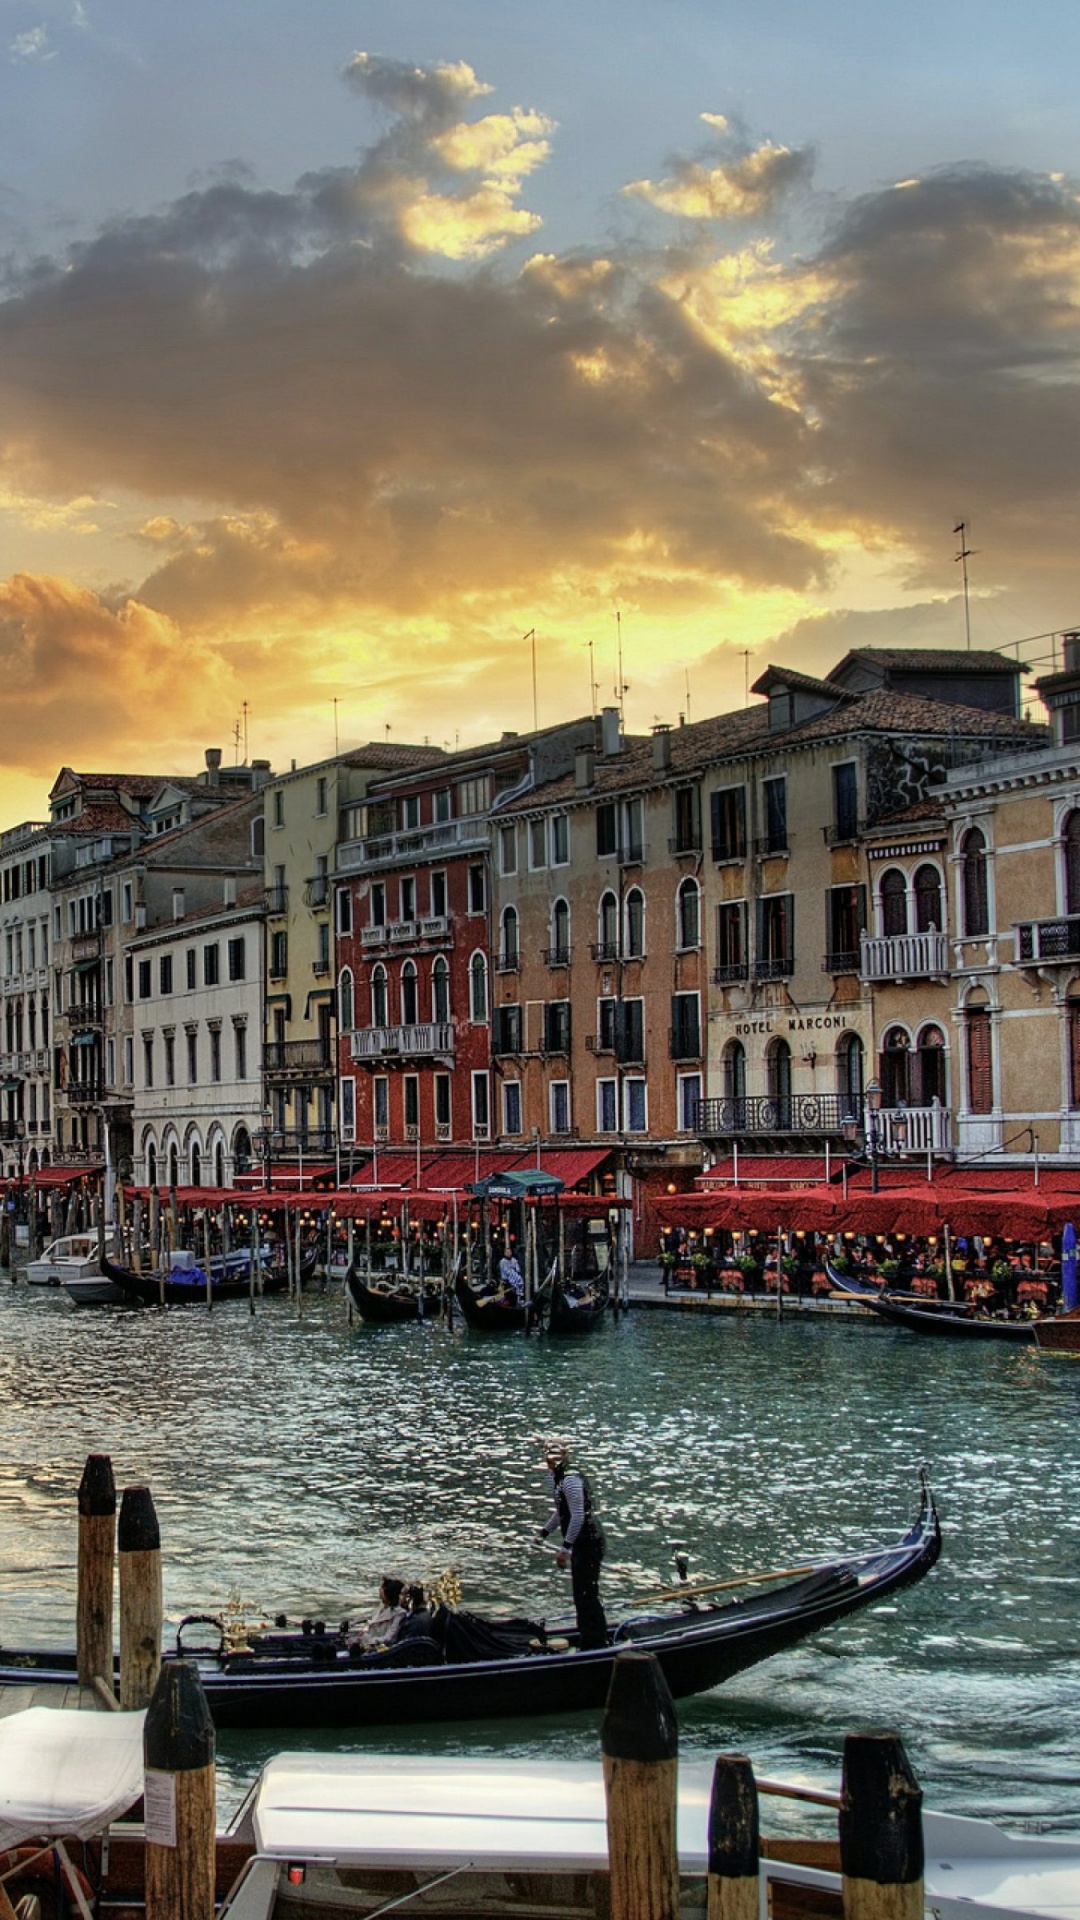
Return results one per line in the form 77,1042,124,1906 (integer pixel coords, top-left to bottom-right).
524,629,538,732
242,700,249,762
614,610,629,718
954,521,975,651
586,638,598,717
333,697,340,756
741,649,752,707
684,668,692,724
232,717,242,765
385,722,392,740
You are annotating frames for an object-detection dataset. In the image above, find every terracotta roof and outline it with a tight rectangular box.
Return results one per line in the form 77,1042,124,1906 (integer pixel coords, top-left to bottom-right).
827,647,1024,678
341,743,448,772
865,796,948,829
751,665,850,699
129,884,264,941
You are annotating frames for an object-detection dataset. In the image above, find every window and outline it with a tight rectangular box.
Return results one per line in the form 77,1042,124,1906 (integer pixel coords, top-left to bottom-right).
597,890,619,958
766,1037,792,1119
471,1070,490,1136
715,901,747,981
492,1004,522,1054
251,816,265,858
502,1081,522,1135
100,888,113,927
596,803,618,858
339,968,354,1032
337,887,353,936
670,992,701,1060
316,921,330,972
500,905,519,967
400,793,420,832
762,777,787,853
529,818,547,870
186,948,196,990
622,797,644,863
914,865,943,933
209,1027,221,1083
832,763,858,841
228,937,246,981
234,1022,247,1081
550,898,570,964
756,894,793,978
374,1076,390,1133
551,814,569,865
499,825,518,875
400,876,416,922
203,943,220,987
597,1079,618,1132
315,776,328,816
164,1032,175,1087
1069,996,1080,1109
458,776,491,817
124,1036,133,1086
544,1000,571,1053
677,1072,702,1132
434,1073,452,1131
826,885,866,971
470,952,488,1021
961,827,990,937
837,1033,864,1119
432,956,450,1024
673,787,701,854
615,997,644,1063
676,878,700,951
272,790,284,828
371,964,388,1027
401,960,418,1026
159,954,173,995
1065,812,1080,917
881,1027,910,1107
880,868,907,937
371,882,386,928
138,959,151,999
549,1080,571,1135
625,888,645,958
430,870,447,918
597,996,616,1051
965,998,994,1113
916,1025,946,1106
403,1075,419,1131
269,930,287,979
623,1078,647,1132
340,1076,356,1141
143,1034,154,1088
122,882,133,923
433,787,452,823
711,785,747,861
468,864,486,914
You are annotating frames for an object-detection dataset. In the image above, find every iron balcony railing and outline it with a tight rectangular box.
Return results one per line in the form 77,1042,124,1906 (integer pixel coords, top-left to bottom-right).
823,950,861,975
263,1040,335,1074
712,961,749,984
753,955,794,981
543,946,572,968
590,940,619,962
265,884,289,915
1015,915,1080,964
696,1093,849,1136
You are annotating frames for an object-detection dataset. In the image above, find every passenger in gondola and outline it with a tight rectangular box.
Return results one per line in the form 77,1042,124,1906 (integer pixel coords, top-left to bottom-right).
535,1437,608,1650
397,1583,435,1642
350,1575,407,1650
499,1248,524,1299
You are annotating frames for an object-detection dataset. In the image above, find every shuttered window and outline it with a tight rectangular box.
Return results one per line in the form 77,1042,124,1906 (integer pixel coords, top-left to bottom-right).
965,1007,993,1114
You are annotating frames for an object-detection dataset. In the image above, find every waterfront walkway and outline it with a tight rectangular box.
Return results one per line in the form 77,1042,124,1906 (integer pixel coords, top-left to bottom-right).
626,1261,870,1317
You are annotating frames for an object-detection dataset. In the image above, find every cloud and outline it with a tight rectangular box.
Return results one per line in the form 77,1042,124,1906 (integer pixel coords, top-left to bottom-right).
625,120,813,221
9,25,54,62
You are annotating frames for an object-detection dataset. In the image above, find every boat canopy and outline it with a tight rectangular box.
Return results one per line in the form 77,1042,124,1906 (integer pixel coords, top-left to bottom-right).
0,1707,145,1849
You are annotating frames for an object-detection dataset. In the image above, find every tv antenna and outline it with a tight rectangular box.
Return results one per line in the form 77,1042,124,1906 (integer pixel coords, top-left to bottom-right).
614,610,629,717
586,638,599,717
954,521,975,651
524,629,538,732
241,700,249,763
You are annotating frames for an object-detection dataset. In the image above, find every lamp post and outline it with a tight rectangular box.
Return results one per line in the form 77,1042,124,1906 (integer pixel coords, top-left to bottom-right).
261,1108,274,1193
865,1078,883,1192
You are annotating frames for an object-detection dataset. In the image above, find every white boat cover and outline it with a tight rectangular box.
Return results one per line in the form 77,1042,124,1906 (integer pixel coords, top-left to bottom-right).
0,1707,146,1849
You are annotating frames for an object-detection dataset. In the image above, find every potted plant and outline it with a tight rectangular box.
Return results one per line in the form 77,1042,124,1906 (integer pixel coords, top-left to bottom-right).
880,1257,902,1286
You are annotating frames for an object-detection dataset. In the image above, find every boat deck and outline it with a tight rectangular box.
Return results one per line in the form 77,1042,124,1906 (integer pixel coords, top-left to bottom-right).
0,1681,103,1714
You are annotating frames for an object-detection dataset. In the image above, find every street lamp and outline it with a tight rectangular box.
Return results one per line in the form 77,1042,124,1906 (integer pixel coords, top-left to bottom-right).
865,1078,883,1193
261,1107,274,1193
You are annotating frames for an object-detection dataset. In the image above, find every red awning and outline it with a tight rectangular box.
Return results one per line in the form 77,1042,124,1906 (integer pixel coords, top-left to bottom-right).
699,1156,832,1189
24,1166,99,1188
521,1148,611,1188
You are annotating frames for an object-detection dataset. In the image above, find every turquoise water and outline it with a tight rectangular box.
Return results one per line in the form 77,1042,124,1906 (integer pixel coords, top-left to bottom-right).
2,1281,1079,1830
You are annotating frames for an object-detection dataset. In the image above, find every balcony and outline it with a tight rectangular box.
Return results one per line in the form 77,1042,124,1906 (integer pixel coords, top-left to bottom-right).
861,930,949,981
753,956,793,981
388,920,417,944
265,884,289,916
338,817,490,873
494,950,520,974
543,946,571,968
68,1007,104,1031
1014,916,1080,965
753,835,790,859
877,1104,952,1154
590,941,619,962
823,950,861,975
67,1082,105,1107
350,1022,454,1061
823,820,864,846
696,1093,849,1137
419,916,452,941
263,1040,334,1076
360,925,388,948
303,876,329,910
264,1126,337,1159
668,834,703,857
712,961,749,985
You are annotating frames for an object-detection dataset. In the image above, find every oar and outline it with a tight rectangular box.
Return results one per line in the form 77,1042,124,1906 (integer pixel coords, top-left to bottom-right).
642,1561,823,1604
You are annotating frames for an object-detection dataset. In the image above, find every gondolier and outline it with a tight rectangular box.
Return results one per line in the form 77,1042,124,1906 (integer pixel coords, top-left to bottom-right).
536,1438,608,1650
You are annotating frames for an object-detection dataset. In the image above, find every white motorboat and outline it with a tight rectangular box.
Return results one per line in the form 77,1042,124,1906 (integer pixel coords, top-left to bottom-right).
25,1234,101,1288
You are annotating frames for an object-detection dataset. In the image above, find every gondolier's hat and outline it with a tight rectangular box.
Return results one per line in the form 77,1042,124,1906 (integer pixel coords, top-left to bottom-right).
542,1436,570,1465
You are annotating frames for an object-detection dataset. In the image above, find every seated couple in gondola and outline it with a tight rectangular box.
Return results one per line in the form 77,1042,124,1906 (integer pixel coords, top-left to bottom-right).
348,1576,433,1651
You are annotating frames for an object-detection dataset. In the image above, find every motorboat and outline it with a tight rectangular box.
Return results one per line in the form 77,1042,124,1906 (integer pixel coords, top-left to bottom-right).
25,1234,101,1288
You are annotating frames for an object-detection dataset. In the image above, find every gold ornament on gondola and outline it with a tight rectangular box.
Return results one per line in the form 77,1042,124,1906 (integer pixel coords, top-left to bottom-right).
220,1584,265,1653
428,1567,462,1611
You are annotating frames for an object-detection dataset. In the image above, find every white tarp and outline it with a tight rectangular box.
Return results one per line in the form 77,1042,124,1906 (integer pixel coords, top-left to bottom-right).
0,1707,146,1848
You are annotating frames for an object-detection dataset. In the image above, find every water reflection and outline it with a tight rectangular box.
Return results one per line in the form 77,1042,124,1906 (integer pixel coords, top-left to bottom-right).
1,1284,1079,1826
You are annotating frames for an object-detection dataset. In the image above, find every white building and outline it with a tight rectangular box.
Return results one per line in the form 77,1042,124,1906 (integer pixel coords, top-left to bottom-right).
0,821,59,1178
128,889,265,1187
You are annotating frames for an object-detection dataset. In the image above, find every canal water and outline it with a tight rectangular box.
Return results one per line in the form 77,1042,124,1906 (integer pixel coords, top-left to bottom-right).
2,1280,1079,1832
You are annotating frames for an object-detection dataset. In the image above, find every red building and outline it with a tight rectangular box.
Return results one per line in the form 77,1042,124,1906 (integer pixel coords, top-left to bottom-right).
334,722,592,1151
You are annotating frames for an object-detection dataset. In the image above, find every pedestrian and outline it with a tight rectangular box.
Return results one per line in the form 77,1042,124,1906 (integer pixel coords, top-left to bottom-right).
535,1437,608,1649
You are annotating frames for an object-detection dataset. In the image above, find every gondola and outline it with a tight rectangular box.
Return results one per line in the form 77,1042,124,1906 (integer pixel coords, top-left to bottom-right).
826,1263,1037,1342
454,1269,550,1331
1033,1305,1080,1353
100,1250,304,1307
346,1262,443,1323
547,1269,611,1333
0,1483,939,1731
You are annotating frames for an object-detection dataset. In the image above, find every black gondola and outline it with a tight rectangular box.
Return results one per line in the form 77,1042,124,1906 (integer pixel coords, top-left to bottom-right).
346,1262,443,1323
547,1270,611,1333
0,1485,939,1730
99,1251,308,1307
454,1269,550,1331
827,1262,1037,1342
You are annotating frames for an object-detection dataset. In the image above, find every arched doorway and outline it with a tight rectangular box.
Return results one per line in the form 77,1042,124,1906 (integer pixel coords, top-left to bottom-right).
766,1037,792,1126
190,1142,201,1188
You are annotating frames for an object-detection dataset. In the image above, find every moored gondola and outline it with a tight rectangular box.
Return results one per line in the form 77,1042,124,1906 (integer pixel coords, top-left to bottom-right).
346,1262,443,1323
547,1270,611,1333
826,1262,1037,1341
454,1268,550,1331
101,1250,298,1307
0,1483,939,1730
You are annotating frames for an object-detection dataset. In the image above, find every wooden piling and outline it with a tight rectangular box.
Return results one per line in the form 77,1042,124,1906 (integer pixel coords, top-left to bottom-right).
706,1753,759,1920
118,1485,162,1709
602,1649,680,1920
144,1660,216,1920
132,1194,143,1273
202,1207,213,1310
248,1208,258,1315
77,1453,116,1688
839,1729,923,1920
1,1199,9,1274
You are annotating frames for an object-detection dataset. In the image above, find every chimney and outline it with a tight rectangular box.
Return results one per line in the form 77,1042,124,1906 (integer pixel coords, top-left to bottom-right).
172,888,185,921
651,723,672,772
600,706,622,758
205,747,222,788
1065,632,1080,672
575,747,595,792
223,876,236,907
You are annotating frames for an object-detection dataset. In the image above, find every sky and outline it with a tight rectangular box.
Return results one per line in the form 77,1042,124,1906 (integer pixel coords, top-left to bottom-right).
1,0,1079,823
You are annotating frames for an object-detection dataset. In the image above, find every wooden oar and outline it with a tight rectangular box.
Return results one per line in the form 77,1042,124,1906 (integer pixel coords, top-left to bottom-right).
643,1561,822,1604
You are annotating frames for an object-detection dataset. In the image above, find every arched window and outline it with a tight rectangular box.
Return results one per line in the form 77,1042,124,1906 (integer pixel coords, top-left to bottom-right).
190,1142,201,1188
598,890,619,956
625,888,645,958
880,1026,910,1107
723,1039,746,1124
168,1142,179,1188
214,1140,226,1187
961,827,989,936
551,898,570,963
965,990,993,1113
914,865,943,934
1068,986,1080,1110
401,960,418,1026
338,966,354,1033
766,1037,792,1123
500,905,519,967
470,952,488,1022
147,1142,157,1187
233,1127,252,1176
880,868,907,937
916,1025,946,1106
1065,811,1080,917
837,1032,864,1118
676,878,700,951
432,956,450,1024
371,964,388,1029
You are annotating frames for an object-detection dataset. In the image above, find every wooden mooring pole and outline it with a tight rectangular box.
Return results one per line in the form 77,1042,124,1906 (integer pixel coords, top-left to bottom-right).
144,1659,216,1920
707,1752,760,1920
602,1649,680,1920
840,1729,924,1920
118,1484,162,1709
77,1453,116,1689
